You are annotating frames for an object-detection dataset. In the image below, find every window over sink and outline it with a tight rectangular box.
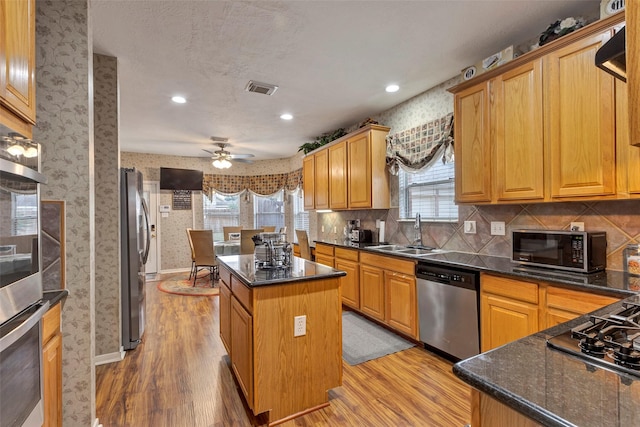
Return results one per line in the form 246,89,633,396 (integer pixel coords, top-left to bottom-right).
399,161,457,222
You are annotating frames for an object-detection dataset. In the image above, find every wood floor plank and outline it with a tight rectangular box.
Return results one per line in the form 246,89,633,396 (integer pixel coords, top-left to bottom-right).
96,275,472,426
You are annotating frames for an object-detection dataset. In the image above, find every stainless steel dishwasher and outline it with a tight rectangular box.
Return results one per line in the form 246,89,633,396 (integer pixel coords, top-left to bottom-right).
416,262,480,361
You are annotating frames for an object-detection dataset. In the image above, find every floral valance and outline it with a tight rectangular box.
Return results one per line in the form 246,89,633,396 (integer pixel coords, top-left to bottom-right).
386,113,454,175
203,169,302,198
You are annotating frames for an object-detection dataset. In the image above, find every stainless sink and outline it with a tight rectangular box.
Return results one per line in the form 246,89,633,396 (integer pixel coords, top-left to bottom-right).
367,245,447,256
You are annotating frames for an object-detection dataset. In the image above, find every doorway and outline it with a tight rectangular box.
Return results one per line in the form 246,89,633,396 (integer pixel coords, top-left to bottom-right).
143,181,159,274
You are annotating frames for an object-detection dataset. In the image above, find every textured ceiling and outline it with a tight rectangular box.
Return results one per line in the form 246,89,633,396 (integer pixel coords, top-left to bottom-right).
92,0,600,161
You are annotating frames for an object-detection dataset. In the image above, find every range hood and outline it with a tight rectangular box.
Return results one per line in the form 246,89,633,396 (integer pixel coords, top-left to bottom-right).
595,26,626,82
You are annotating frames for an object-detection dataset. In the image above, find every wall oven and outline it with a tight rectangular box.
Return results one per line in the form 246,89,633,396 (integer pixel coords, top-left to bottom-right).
0,133,48,427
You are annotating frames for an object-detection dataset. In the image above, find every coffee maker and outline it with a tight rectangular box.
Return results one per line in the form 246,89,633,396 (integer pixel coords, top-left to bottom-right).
347,219,360,240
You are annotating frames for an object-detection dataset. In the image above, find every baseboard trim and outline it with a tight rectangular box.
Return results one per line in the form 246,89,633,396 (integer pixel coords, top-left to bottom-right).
95,347,126,366
159,267,190,274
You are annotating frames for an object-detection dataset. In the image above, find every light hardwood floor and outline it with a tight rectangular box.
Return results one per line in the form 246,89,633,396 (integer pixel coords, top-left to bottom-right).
96,276,472,426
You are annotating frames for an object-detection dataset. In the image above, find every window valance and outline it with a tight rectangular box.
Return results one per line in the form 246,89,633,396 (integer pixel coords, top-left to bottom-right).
386,113,454,175
203,169,302,198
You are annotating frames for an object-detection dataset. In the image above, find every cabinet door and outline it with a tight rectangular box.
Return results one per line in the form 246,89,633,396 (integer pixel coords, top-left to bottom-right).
0,0,36,123
480,294,538,352
385,271,417,338
615,79,640,194
329,141,348,209
454,81,491,203
544,286,619,328
219,281,232,354
545,31,616,198
492,59,544,201
629,0,640,147
231,296,254,408
314,149,329,209
302,155,315,209
347,132,372,208
359,264,385,321
336,258,359,309
43,333,62,427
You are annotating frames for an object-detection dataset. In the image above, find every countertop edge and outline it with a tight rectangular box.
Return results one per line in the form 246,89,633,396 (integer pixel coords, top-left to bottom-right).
42,289,69,309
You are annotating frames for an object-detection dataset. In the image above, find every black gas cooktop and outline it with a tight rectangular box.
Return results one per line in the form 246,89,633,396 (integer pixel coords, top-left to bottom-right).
547,299,640,377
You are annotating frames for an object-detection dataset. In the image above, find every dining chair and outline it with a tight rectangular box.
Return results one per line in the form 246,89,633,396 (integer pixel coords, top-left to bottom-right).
295,229,312,261
262,225,276,232
279,226,287,234
240,229,264,254
186,228,196,279
188,229,218,286
222,226,243,241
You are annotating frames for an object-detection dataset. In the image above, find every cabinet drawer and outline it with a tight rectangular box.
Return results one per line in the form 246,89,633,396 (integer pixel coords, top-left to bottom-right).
481,273,538,304
42,303,61,345
219,265,232,287
231,276,253,314
335,247,358,261
546,286,619,313
315,243,334,256
360,252,415,276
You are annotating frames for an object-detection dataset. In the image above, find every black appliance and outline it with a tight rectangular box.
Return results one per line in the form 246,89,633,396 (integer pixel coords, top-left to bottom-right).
159,167,203,190
350,229,372,243
595,26,626,82
416,262,480,361
547,297,640,378
120,168,151,350
512,230,607,273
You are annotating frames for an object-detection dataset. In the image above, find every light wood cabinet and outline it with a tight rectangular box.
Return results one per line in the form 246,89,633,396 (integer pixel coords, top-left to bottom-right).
615,79,640,194
335,247,359,309
544,285,618,327
0,0,36,127
302,125,390,210
329,141,348,209
454,80,491,203
385,270,417,338
42,303,62,427
359,263,385,321
492,59,544,202
545,30,617,198
302,155,315,210
314,242,334,267
471,389,542,427
230,295,253,406
629,0,640,147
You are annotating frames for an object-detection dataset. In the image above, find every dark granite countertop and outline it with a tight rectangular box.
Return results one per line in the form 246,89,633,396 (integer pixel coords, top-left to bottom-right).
314,240,637,298
454,294,640,427
42,289,69,310
217,254,346,287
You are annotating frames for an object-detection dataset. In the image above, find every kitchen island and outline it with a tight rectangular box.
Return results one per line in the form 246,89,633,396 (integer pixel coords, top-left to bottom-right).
454,294,640,427
216,255,346,426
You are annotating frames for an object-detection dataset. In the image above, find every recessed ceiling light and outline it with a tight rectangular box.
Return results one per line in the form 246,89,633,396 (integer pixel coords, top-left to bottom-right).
171,96,186,104
385,84,400,93
280,113,293,120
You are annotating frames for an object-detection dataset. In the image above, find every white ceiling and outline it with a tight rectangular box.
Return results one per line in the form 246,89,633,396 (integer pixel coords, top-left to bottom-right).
92,0,600,161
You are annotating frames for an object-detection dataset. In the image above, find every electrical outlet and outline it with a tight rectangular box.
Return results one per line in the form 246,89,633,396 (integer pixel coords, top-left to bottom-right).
294,315,306,337
491,221,506,236
464,221,476,234
570,222,585,232
321,225,324,233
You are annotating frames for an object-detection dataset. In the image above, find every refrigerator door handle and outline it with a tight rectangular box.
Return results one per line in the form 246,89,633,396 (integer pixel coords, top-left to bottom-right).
141,196,151,264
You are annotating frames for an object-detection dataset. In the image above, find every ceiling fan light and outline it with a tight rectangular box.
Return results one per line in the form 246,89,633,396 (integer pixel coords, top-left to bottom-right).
213,158,232,169
7,144,25,156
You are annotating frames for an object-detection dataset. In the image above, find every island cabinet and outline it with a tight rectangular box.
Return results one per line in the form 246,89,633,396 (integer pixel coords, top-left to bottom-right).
42,302,63,427
217,261,342,425
302,124,390,211
481,273,622,351
470,389,542,427
334,247,359,309
0,0,36,136
449,12,626,204
314,242,334,267
359,252,418,339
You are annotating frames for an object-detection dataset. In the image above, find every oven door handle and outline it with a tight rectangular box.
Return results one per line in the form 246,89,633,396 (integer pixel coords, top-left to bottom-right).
0,301,49,352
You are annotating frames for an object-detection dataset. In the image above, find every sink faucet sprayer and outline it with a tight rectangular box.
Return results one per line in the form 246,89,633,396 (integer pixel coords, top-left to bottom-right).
413,213,422,247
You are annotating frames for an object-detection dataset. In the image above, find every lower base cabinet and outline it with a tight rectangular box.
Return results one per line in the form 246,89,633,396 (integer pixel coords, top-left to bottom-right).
471,389,542,427
42,303,63,427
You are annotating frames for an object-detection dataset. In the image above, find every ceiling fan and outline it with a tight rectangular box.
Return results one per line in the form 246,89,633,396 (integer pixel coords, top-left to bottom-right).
203,138,255,169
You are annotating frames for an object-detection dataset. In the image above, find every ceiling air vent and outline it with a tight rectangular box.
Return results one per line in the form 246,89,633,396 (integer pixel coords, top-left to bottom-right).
245,80,278,96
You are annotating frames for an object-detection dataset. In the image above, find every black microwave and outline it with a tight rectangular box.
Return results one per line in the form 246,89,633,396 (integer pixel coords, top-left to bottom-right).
512,230,606,273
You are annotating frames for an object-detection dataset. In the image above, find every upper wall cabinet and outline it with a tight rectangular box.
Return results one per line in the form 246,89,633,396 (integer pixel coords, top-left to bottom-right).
0,0,36,130
302,124,390,210
449,12,627,204
629,0,640,147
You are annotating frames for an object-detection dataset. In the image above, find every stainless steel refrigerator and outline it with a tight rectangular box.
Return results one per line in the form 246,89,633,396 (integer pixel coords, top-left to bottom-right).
120,168,150,350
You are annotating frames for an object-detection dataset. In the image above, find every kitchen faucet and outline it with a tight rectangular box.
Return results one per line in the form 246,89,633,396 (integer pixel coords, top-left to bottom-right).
413,213,423,247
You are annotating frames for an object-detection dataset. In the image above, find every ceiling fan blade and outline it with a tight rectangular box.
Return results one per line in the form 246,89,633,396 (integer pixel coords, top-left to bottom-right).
202,149,215,155
232,158,254,164
229,153,255,159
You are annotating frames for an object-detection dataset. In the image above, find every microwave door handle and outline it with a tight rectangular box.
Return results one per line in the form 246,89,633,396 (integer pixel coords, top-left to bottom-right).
0,302,49,352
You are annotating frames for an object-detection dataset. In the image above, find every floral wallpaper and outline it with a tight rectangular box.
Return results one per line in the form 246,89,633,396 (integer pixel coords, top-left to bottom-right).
93,54,121,358
35,0,96,425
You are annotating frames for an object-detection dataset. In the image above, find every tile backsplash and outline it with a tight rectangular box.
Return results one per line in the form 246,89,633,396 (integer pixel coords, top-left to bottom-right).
318,199,640,272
